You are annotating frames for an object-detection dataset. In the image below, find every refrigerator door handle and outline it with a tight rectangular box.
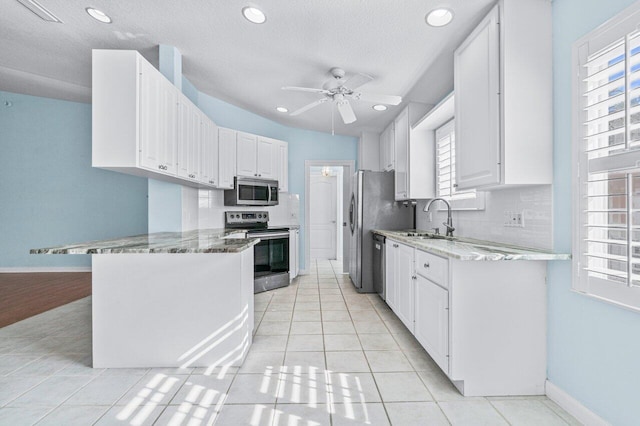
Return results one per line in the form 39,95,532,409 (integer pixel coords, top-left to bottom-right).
349,194,356,234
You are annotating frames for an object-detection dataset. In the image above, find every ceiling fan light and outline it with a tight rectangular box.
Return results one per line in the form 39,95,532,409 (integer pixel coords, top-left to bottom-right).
86,7,112,23
426,8,453,27
276,106,288,113
242,6,266,24
372,104,388,111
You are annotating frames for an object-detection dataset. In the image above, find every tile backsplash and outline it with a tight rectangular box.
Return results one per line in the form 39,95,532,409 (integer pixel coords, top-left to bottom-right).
197,190,300,229
416,185,553,250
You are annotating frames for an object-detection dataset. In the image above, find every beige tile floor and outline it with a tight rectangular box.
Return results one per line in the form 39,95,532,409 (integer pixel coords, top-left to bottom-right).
0,260,581,425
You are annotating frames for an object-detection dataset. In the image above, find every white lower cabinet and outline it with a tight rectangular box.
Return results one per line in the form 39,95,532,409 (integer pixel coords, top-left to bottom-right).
385,238,547,396
385,241,399,311
415,275,449,374
289,229,299,280
385,240,415,333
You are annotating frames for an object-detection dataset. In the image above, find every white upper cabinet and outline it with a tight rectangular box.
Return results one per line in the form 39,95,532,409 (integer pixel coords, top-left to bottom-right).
454,0,552,190
92,50,217,189
379,122,395,172
177,98,202,181
92,50,290,191
236,132,258,177
393,103,433,201
394,108,410,200
218,127,237,189
236,133,288,187
275,140,289,192
256,137,275,179
138,59,178,175
200,119,219,186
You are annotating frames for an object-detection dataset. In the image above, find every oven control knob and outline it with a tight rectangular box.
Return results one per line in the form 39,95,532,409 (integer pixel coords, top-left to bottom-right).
258,214,263,218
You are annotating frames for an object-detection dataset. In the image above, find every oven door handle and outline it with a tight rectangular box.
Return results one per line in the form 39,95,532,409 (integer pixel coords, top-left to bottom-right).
249,232,290,240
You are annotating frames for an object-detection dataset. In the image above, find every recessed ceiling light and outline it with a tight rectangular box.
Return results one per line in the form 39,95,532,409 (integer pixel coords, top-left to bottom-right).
425,8,454,27
276,106,288,113
86,7,112,23
242,6,266,24
372,104,388,111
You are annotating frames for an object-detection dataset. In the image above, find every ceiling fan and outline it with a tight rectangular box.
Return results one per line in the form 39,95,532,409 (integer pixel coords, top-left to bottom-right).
282,67,402,125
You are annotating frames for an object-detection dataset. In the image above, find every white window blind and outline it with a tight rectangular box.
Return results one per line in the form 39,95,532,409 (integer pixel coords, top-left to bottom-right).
436,119,476,201
575,21,640,311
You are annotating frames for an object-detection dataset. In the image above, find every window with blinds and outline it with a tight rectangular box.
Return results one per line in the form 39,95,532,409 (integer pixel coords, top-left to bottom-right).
575,22,640,310
436,119,476,201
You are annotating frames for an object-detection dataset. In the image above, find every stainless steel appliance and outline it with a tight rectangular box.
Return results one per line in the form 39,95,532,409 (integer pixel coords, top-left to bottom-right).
348,171,413,293
224,177,279,206
372,233,386,300
225,211,290,293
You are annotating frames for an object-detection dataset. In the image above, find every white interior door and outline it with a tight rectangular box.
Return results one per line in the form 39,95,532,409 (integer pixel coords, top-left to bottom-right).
310,175,337,260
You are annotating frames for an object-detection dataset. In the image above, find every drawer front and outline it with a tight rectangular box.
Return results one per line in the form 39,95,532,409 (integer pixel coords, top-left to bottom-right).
415,250,448,287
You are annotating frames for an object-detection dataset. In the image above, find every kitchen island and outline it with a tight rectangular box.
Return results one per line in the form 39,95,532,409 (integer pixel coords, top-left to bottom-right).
32,229,258,369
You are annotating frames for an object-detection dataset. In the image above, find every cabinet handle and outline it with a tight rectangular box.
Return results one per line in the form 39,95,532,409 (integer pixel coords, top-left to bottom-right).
393,244,399,248
189,174,195,179
254,173,258,176
259,174,262,177
424,263,430,268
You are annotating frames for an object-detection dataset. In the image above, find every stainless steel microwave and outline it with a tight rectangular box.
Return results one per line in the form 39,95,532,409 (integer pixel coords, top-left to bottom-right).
224,177,279,206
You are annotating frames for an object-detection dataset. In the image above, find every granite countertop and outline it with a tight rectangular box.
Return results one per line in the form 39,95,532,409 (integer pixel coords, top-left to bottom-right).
373,229,571,261
31,229,258,254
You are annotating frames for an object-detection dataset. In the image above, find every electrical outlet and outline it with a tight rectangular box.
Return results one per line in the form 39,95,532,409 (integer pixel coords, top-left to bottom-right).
504,210,525,227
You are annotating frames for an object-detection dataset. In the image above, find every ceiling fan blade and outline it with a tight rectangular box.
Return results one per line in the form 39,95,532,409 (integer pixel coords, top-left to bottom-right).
352,92,402,105
282,86,330,94
290,98,329,116
342,73,373,90
337,100,357,124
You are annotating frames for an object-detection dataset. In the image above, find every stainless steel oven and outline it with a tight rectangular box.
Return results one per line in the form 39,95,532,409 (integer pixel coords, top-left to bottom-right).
225,211,290,293
248,228,290,293
224,177,279,206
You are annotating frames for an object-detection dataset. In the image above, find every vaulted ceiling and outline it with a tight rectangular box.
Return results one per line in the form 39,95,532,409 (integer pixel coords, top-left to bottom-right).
0,0,495,136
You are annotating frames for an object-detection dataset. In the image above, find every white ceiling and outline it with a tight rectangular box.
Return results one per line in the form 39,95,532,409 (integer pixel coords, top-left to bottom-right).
0,0,495,136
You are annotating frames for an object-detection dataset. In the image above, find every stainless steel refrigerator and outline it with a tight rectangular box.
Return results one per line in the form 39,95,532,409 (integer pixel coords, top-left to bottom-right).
348,170,414,293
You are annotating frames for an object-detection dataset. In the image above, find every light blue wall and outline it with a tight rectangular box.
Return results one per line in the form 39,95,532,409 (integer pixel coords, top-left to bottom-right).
549,1,640,424
0,91,148,267
150,47,357,269
197,92,358,270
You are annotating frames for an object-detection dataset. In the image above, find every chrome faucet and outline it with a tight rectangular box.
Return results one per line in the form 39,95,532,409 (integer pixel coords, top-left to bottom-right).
424,198,455,237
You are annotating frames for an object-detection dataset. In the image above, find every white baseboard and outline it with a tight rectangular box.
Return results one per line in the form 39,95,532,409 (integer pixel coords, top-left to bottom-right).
0,267,91,273
298,269,309,275
546,380,611,426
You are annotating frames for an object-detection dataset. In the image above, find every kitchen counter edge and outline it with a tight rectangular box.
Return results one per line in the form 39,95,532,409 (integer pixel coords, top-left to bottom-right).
30,228,259,255
373,230,571,261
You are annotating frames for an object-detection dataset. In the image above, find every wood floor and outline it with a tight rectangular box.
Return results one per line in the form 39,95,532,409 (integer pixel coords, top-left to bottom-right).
0,272,91,328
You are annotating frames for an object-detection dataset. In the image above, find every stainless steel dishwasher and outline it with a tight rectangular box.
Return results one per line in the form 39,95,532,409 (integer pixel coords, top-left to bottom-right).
372,233,386,300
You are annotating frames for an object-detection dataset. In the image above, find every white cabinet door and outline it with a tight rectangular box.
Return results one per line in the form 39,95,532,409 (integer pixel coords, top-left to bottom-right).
275,140,288,192
177,98,201,181
289,229,299,280
200,119,218,186
256,137,275,179
236,132,257,177
385,241,398,311
379,125,393,172
454,5,501,190
395,242,415,333
139,62,178,175
218,127,237,189
415,275,449,374
394,109,409,200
